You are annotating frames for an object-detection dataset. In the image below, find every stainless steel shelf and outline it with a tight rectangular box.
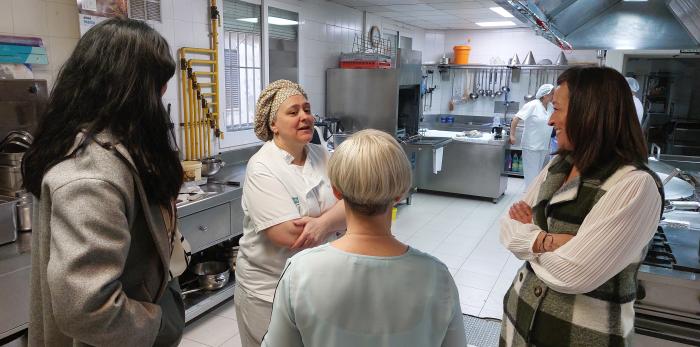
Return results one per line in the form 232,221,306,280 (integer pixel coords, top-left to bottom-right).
423,63,589,70
505,171,524,177
183,279,236,323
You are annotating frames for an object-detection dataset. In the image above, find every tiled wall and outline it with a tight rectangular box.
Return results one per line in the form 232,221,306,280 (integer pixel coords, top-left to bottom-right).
0,0,81,89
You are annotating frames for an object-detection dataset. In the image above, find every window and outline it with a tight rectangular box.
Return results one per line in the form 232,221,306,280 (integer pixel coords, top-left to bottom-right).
224,32,261,131
223,0,262,132
128,0,161,22
267,7,298,83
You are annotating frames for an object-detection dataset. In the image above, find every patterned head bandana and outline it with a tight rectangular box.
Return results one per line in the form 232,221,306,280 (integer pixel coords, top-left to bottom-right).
254,79,308,141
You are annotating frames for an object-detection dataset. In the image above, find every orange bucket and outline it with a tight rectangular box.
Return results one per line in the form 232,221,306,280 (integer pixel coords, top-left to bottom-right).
453,45,471,65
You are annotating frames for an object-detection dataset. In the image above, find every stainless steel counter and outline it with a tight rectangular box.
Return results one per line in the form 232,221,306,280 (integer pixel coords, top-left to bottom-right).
0,231,31,340
407,136,508,202
177,183,242,218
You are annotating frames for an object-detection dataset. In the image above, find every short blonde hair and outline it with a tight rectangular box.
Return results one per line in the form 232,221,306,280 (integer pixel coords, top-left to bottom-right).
328,129,411,215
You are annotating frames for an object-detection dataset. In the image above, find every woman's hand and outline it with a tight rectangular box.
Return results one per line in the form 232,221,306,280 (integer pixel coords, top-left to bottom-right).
290,216,330,249
509,200,533,224
509,135,516,145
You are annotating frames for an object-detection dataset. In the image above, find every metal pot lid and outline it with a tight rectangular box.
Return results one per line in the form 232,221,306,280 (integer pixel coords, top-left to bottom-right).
647,157,677,176
657,172,696,200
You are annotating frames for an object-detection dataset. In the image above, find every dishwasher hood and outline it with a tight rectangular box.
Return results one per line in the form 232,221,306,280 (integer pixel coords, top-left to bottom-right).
493,0,700,50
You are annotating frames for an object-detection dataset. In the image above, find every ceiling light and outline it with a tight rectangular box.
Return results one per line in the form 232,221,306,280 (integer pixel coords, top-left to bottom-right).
489,7,514,18
476,21,516,27
269,17,298,26
237,17,298,25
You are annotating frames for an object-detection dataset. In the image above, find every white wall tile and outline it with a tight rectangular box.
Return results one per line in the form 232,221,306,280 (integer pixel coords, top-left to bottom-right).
172,0,193,22
48,37,77,70
12,0,47,36
0,0,14,33
193,23,211,49
172,20,195,48
160,0,175,20
46,1,79,38
190,0,210,25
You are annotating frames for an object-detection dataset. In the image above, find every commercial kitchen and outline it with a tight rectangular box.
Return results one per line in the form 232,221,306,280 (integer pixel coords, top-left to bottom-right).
1,0,700,346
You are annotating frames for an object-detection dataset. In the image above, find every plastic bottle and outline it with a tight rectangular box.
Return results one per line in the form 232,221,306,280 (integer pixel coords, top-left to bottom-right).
506,154,512,171
513,153,520,172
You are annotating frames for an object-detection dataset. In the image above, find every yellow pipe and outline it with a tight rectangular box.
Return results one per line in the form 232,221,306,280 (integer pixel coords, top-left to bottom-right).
201,93,216,97
203,100,210,157
198,83,216,87
206,113,211,157
196,90,202,159
188,77,198,160
193,72,216,76
179,49,190,161
211,0,222,139
189,59,216,65
181,47,215,54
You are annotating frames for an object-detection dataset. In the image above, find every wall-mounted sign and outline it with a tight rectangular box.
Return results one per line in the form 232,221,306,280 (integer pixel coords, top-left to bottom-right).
77,0,128,36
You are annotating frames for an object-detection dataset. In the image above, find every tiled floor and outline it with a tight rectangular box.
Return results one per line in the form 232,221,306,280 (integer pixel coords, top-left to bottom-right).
179,177,526,346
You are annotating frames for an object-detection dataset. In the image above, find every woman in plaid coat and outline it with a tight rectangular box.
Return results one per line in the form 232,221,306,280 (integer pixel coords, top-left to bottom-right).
499,66,664,347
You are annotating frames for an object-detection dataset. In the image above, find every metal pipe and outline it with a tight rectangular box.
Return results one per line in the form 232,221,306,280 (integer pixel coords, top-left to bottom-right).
181,47,215,54
203,99,210,157
179,49,190,161
189,59,216,65
211,0,222,139
189,77,198,159
196,89,203,159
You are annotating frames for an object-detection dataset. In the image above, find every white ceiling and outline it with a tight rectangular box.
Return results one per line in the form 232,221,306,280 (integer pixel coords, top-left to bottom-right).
329,0,529,30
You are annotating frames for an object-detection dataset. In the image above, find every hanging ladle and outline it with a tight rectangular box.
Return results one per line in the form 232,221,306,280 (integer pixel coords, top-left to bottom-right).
494,69,504,97
501,68,511,93
478,69,486,96
469,69,479,100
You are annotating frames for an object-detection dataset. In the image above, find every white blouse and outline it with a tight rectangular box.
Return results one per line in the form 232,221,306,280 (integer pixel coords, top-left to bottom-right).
499,162,661,294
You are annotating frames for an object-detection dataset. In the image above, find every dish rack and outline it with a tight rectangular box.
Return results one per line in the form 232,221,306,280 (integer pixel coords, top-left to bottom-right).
339,34,393,69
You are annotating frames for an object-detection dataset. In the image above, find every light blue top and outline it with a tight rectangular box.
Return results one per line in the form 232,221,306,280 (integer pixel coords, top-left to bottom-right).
262,244,467,347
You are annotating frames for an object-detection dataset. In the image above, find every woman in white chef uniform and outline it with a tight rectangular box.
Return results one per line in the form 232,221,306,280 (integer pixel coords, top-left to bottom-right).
234,80,347,347
626,77,644,124
509,84,555,188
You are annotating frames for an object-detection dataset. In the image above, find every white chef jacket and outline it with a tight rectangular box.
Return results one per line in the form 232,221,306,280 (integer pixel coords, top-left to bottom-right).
633,95,644,124
236,141,338,302
515,99,553,151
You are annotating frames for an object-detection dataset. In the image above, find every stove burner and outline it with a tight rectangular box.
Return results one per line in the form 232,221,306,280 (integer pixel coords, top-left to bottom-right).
642,225,700,273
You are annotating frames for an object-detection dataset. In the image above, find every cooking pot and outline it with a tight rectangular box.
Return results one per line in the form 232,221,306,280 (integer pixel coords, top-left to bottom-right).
181,261,230,297
201,157,225,177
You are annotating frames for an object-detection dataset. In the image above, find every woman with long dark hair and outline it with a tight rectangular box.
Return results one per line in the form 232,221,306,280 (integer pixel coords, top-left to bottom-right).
499,66,663,346
25,18,184,346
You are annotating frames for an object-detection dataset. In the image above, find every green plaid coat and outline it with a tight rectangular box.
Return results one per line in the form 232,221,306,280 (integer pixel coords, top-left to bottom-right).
500,155,663,347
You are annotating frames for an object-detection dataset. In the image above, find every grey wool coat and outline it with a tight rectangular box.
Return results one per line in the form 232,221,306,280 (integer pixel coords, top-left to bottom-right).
28,132,183,347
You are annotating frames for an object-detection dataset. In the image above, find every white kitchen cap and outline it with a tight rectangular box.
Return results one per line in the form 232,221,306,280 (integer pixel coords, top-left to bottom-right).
536,84,554,99
626,77,640,93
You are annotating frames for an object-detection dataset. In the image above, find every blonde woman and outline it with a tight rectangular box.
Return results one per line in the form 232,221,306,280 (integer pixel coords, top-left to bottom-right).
262,129,467,347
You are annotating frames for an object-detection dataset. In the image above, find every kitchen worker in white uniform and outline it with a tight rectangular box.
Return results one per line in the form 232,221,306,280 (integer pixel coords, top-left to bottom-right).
510,84,554,188
234,80,347,347
626,77,644,124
